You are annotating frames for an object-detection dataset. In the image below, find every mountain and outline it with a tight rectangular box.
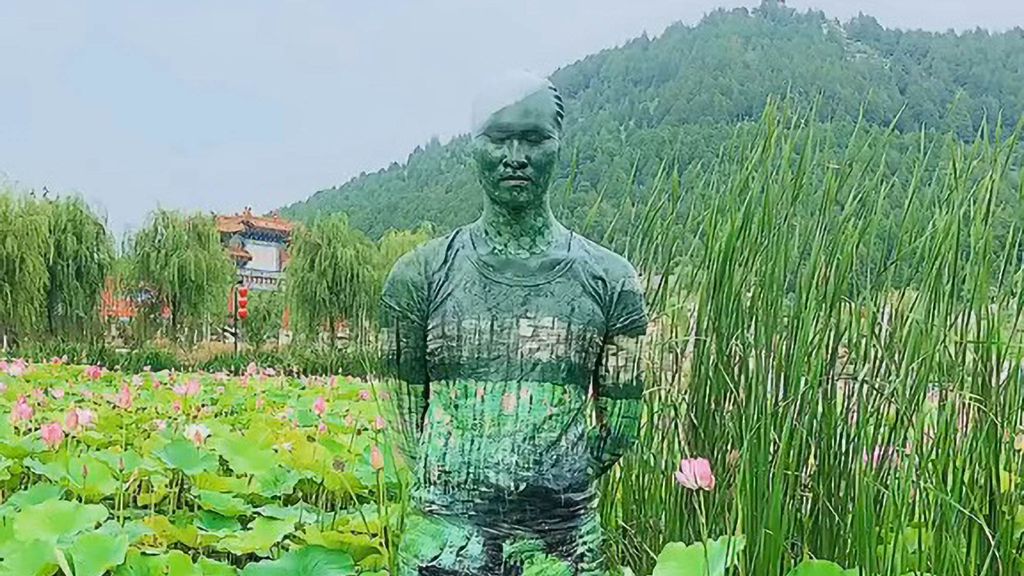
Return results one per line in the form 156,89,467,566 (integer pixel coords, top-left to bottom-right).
280,2,1024,239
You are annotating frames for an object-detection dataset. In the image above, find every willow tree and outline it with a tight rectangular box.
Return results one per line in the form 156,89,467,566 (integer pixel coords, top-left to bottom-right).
128,209,234,346
287,214,377,346
45,196,113,340
0,190,50,347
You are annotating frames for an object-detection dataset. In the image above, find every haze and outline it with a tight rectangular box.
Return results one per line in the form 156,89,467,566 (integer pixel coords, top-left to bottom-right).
1,1,1021,237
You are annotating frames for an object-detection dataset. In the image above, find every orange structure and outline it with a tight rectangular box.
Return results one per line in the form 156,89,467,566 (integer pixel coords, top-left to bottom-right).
216,207,293,292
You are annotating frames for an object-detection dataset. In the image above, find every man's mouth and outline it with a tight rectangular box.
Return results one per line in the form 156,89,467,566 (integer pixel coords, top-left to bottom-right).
499,175,532,185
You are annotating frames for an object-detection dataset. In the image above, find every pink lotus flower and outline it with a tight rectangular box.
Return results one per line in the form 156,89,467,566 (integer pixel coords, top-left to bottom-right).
132,375,143,387
32,388,45,402
313,396,328,417
374,415,387,431
214,372,228,382
116,384,133,410
0,382,6,393
153,419,167,431
50,356,64,365
51,388,65,400
501,393,517,414
476,387,486,402
81,389,94,400
40,422,64,450
215,386,225,395
255,397,265,410
358,389,372,402
76,408,97,429
10,396,34,425
65,408,96,432
317,422,328,435
184,423,211,446
6,359,27,378
0,360,8,372
240,376,250,389
370,445,385,471
344,414,355,427
246,362,259,377
675,458,716,491
263,367,277,377
172,399,183,413
173,379,201,397
84,365,103,380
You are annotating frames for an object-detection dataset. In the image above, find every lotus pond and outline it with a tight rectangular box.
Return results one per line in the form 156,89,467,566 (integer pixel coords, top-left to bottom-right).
0,358,400,575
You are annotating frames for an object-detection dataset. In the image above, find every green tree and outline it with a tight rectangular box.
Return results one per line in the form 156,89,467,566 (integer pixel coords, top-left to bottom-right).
0,189,49,347
44,196,113,341
127,209,234,346
243,289,285,351
286,214,377,346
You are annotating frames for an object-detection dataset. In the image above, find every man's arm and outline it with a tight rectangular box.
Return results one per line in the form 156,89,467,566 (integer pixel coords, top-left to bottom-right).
380,252,429,465
589,273,648,478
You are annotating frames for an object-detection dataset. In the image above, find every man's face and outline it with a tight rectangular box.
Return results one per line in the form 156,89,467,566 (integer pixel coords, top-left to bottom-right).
473,89,561,210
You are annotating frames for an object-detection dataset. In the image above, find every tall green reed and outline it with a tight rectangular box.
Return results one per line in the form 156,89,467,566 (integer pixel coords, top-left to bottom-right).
601,100,1024,576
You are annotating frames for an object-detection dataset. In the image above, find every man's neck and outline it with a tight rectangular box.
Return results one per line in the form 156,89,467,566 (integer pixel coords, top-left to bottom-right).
478,198,561,258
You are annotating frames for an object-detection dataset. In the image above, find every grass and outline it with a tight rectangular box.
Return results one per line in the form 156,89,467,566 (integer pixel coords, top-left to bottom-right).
600,102,1024,575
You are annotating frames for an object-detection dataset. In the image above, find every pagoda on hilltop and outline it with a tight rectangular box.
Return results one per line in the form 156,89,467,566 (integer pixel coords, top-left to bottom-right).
216,207,294,291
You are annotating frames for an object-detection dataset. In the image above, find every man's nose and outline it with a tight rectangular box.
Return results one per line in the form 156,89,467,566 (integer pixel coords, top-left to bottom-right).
503,140,528,169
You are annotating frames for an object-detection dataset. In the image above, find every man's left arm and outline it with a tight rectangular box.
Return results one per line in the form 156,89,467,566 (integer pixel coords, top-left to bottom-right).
589,273,648,478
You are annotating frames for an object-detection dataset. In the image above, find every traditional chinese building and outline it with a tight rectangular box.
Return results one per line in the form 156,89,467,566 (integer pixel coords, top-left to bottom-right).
215,207,293,291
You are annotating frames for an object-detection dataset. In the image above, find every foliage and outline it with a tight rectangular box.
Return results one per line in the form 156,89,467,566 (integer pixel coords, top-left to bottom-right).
43,195,114,340
286,214,378,344
243,290,286,351
126,209,234,346
0,189,50,345
281,5,1024,243
0,360,399,573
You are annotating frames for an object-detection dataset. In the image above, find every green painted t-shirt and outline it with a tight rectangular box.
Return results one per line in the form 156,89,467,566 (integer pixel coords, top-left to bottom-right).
381,222,647,573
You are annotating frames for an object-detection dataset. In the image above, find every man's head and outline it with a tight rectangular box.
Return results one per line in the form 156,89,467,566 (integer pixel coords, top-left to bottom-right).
471,71,565,211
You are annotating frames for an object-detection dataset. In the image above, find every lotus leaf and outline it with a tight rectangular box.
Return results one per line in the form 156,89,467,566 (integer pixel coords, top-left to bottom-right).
12,500,108,543
786,560,861,575
216,517,295,557
195,489,253,517
239,545,355,576
0,538,59,576
65,532,130,576
210,433,276,476
196,511,243,535
652,536,746,576
156,439,219,476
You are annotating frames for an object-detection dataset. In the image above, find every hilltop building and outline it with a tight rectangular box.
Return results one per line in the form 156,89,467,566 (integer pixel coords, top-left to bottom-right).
215,207,293,291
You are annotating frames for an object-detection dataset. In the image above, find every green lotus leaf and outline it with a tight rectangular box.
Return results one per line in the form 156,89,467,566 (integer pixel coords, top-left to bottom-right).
155,439,218,476
299,527,380,561
252,465,303,498
98,520,155,546
12,500,108,543
142,515,201,549
67,455,120,501
3,483,63,511
93,449,147,476
23,456,69,484
240,545,355,576
653,536,746,576
295,407,320,428
198,557,239,576
0,538,59,576
786,560,861,575
196,510,242,535
209,433,276,476
0,456,13,482
194,489,252,517
194,472,252,493
114,549,202,576
255,503,322,525
215,517,295,557
65,532,130,576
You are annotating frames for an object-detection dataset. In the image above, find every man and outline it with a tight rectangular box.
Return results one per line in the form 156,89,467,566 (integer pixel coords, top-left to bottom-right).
381,71,647,576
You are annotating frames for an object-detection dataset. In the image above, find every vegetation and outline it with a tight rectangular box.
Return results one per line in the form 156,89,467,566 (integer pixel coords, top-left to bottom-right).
282,3,1024,244
126,209,235,347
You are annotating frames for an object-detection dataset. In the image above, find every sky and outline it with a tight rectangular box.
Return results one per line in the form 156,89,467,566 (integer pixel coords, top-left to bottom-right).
1,1,1022,238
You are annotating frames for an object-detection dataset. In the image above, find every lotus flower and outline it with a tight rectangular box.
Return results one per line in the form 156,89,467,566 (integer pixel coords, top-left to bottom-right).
51,388,65,400
7,359,27,378
84,365,103,380
370,445,385,471
317,422,328,435
153,419,167,431
501,393,517,414
263,367,277,377
0,382,6,393
10,396,34,425
255,397,265,410
116,384,133,410
313,396,327,417
215,386,225,395
184,423,211,446
0,360,8,372
76,408,97,429
358,389,371,402
40,422,65,450
374,415,387,431
675,457,716,491
246,362,259,377
344,414,355,427
173,379,201,397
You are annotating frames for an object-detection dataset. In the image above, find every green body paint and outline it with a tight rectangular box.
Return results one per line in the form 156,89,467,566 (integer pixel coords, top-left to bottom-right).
381,72,648,576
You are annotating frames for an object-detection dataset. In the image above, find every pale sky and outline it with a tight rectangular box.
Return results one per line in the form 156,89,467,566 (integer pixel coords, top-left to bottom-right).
1,1,1021,237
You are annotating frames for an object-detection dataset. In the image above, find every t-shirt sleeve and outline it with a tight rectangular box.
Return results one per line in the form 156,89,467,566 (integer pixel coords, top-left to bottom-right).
606,266,648,339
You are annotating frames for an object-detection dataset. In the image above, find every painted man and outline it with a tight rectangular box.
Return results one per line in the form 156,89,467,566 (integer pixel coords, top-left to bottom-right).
381,71,648,576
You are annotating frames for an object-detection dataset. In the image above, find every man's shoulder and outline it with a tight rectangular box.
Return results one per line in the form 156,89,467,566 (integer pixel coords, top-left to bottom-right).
569,232,640,285
386,227,468,281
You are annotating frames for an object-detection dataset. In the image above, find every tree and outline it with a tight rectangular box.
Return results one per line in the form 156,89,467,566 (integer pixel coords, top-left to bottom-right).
243,289,285,351
0,190,49,347
286,213,378,346
127,209,234,346
44,196,113,340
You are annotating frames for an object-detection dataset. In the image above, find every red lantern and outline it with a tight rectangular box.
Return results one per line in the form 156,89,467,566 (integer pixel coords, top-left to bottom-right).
237,285,249,321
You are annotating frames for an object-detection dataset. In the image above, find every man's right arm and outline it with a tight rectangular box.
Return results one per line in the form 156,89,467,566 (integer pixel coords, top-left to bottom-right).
380,251,429,465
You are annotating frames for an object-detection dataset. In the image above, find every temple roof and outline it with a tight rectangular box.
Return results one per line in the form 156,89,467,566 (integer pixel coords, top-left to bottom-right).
227,245,253,262
216,207,294,236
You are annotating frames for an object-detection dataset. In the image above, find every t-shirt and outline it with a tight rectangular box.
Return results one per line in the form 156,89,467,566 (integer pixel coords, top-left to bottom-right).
381,221,648,528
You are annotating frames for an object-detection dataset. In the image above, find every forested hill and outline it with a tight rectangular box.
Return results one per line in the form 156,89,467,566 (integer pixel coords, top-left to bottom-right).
281,2,1024,238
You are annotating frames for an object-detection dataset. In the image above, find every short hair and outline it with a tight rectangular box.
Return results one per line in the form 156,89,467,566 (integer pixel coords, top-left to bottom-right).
471,70,565,136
